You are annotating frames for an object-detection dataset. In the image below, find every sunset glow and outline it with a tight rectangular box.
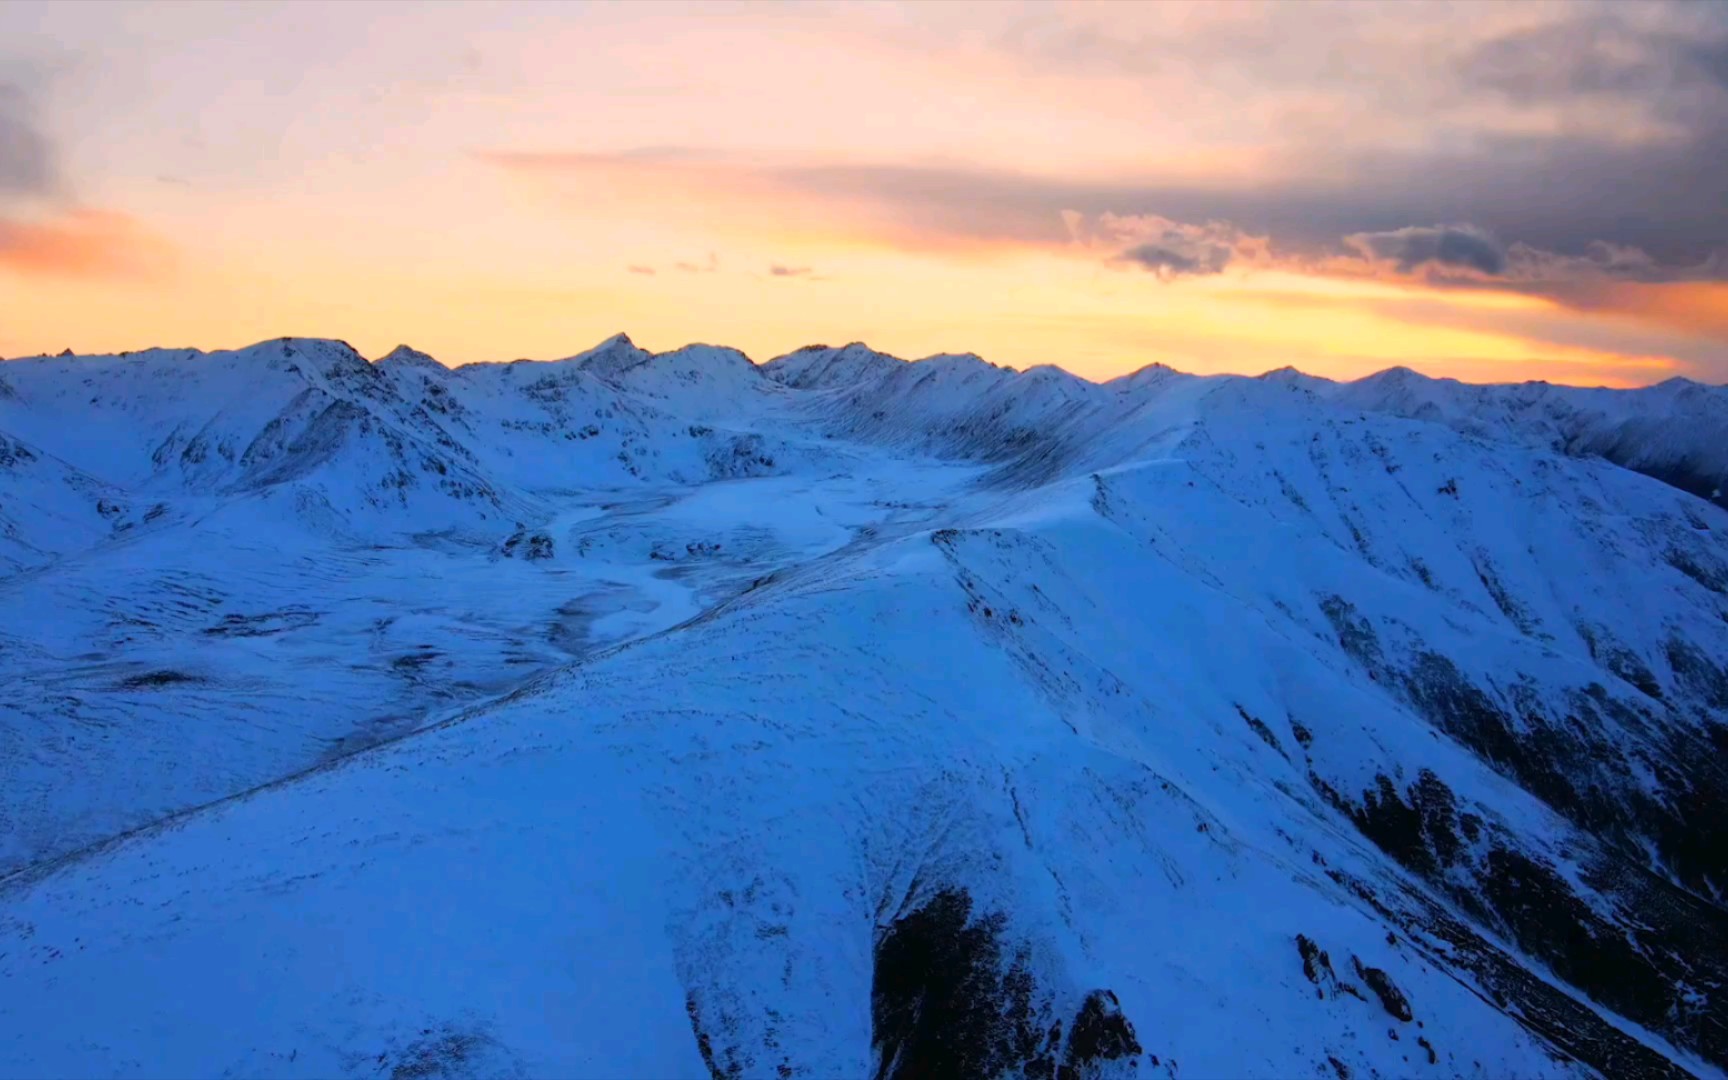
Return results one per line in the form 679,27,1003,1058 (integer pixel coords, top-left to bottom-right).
2,0,1724,383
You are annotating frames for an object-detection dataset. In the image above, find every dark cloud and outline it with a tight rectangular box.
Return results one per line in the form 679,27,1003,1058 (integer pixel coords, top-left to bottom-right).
1346,225,1507,277
1114,239,1235,280
766,142,1728,275
1119,245,1209,277
488,142,1727,292
768,264,812,277
1459,9,1728,115
0,83,57,196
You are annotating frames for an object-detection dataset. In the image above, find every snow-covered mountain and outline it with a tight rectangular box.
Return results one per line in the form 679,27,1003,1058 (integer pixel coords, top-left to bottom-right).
1327,366,1728,508
1,337,1725,1079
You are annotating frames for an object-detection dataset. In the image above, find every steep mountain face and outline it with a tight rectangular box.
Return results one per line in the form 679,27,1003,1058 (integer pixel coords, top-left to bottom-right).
1,338,1725,1079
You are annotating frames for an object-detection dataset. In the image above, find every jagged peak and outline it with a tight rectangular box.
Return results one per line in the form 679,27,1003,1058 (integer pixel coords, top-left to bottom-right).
564,332,653,380
546,332,644,363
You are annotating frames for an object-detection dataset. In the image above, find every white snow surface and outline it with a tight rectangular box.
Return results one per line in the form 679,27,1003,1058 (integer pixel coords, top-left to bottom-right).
2,337,1727,1079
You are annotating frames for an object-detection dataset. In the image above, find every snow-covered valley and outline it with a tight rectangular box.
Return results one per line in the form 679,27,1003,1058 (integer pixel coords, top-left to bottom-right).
2,336,1726,1079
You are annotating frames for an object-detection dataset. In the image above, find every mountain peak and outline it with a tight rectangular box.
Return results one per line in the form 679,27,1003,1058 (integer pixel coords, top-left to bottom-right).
917,352,996,374
1364,365,1426,384
1653,375,1704,392
567,332,653,380
376,344,444,371
762,342,904,389
1107,362,1187,391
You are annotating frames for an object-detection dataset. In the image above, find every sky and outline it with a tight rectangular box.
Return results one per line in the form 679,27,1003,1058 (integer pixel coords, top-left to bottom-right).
1,0,1726,385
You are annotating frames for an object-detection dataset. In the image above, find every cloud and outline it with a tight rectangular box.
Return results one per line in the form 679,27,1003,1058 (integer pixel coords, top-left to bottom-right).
0,209,169,278
479,3,1727,321
1118,245,1216,278
0,83,58,196
1458,8,1728,115
768,264,813,278
486,142,1726,301
703,2,1728,269
1329,227,1725,290
675,252,720,273
627,263,656,275
1094,215,1263,280
847,147,1720,274
1345,225,1508,278
1541,280,1728,346
511,145,1723,276
1091,209,1722,295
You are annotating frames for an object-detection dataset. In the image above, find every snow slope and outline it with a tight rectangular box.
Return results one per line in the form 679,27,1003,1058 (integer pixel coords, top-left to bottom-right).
2,338,1726,1079
1327,367,1728,508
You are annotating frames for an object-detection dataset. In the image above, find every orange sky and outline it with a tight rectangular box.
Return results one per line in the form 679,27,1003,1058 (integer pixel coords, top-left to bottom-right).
1,1,1724,384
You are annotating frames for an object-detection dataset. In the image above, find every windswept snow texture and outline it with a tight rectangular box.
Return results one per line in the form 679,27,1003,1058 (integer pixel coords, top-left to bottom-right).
3,337,1727,1079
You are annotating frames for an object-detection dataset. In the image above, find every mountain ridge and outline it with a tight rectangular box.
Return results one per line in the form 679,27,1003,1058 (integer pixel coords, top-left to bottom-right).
1,332,1726,1078
18,333,1721,505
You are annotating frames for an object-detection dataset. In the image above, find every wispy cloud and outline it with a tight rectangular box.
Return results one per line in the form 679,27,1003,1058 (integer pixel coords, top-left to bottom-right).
674,252,720,273
0,210,170,278
768,264,813,278
626,263,657,275
1542,280,1728,345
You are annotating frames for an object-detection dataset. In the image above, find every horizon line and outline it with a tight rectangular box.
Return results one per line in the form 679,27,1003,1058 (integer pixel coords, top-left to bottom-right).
3,332,1719,393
